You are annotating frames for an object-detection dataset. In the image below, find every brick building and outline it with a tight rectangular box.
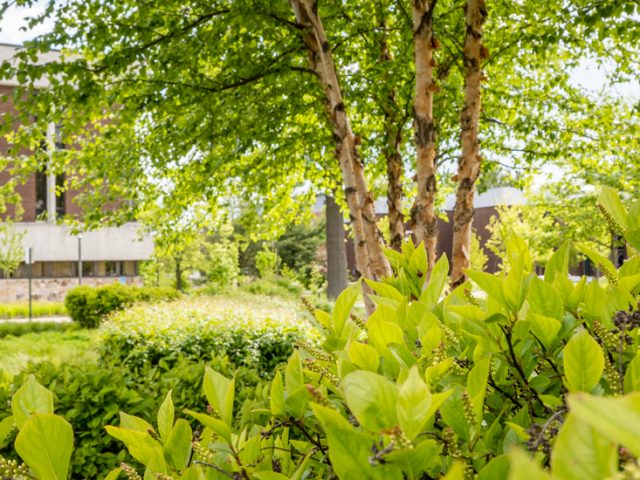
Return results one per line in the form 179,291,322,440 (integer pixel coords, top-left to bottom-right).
0,43,153,302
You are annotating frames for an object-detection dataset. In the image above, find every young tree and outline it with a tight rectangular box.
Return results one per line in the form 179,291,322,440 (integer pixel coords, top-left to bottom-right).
0,222,25,278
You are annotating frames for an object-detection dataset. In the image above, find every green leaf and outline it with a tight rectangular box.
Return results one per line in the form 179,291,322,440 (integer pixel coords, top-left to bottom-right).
164,419,192,471
348,342,380,372
478,455,510,480
0,416,14,447
385,439,440,478
545,241,570,284
183,409,232,444
503,260,527,314
397,366,433,440
157,390,174,442
285,350,304,393
311,404,401,480
270,371,286,416
333,282,360,336
508,448,552,480
420,254,449,306
12,375,53,428
625,353,640,394
253,473,290,480
551,413,617,480
105,425,162,464
15,414,73,480
528,313,561,350
568,393,640,458
579,245,617,285
563,329,604,392
365,279,405,303
104,467,123,480
467,270,504,304
203,367,234,425
342,370,399,431
598,186,628,231
528,276,563,320
443,462,466,480
467,356,491,422
120,412,154,433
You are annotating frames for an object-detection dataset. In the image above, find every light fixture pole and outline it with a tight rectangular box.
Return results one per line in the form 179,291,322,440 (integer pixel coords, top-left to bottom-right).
78,234,83,285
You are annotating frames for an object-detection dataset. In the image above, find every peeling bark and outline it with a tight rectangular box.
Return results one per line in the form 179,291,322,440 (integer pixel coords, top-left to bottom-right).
289,0,391,314
451,0,487,288
409,0,439,274
326,194,348,299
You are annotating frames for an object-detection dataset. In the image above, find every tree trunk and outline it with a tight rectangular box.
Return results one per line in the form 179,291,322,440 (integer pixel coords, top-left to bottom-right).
175,257,183,291
378,10,406,252
409,0,439,274
326,194,348,299
289,0,391,314
451,0,487,288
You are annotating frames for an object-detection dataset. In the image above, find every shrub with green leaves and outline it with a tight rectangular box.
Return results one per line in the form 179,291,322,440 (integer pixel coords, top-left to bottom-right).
64,284,180,328
99,296,316,375
3,187,640,479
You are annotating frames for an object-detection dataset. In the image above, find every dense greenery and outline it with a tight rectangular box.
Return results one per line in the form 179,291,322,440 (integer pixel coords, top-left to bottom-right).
2,188,640,479
0,321,73,339
99,296,315,376
64,284,180,328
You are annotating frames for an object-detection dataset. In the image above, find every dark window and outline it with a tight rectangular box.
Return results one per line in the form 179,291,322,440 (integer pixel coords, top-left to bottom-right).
35,169,47,218
56,173,65,217
105,261,122,276
82,262,95,277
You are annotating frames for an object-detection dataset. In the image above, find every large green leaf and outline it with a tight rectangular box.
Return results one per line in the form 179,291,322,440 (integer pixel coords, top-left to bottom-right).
563,329,604,392
312,404,402,480
270,371,286,416
568,393,640,458
164,419,192,471
12,375,54,428
579,245,617,285
467,356,491,422
421,254,449,306
0,416,14,447
598,186,628,231
528,312,561,349
157,390,174,442
397,366,432,440
467,270,504,304
105,425,162,464
333,282,360,337
15,413,73,480
183,409,232,444
348,341,380,372
551,413,617,480
545,241,570,284
342,370,399,431
625,353,640,394
203,367,235,425
528,276,563,320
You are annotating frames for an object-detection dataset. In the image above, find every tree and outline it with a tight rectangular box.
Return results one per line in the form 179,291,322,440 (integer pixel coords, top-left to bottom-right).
0,221,25,278
1,0,638,310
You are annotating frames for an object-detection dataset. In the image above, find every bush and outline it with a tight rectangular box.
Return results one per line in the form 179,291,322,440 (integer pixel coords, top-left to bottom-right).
0,356,267,479
255,248,278,278
240,275,303,298
64,284,180,328
98,296,316,375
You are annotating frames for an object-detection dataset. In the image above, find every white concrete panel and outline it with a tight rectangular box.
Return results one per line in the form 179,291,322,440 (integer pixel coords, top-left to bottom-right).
12,222,154,262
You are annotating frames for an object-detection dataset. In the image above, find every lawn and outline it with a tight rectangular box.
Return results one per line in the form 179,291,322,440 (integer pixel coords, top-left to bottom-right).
0,327,98,377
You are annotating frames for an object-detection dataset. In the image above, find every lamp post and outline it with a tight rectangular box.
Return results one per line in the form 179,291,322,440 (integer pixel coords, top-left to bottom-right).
77,234,83,285
25,247,33,322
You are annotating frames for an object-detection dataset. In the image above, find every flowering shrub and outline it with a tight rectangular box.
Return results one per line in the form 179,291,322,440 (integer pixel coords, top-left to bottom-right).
65,284,180,328
99,296,317,375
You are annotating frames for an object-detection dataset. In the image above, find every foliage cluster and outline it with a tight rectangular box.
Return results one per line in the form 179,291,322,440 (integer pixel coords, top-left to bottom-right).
99,296,315,377
64,284,180,328
3,188,640,479
0,357,267,479
0,302,67,320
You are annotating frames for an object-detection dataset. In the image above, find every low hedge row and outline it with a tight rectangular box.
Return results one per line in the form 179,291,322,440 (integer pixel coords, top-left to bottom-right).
99,296,316,376
64,284,180,328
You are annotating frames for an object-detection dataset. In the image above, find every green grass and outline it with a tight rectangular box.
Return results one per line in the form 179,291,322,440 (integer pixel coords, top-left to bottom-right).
0,321,74,338
0,301,67,319
0,328,98,377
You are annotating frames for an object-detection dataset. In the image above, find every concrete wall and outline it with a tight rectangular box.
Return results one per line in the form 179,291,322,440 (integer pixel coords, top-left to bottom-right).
15,222,153,262
0,276,143,303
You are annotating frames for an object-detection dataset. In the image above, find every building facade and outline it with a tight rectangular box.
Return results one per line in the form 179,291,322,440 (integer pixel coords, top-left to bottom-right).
0,43,153,302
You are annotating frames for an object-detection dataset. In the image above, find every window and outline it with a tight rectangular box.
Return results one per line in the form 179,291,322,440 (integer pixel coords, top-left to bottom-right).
35,169,47,218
